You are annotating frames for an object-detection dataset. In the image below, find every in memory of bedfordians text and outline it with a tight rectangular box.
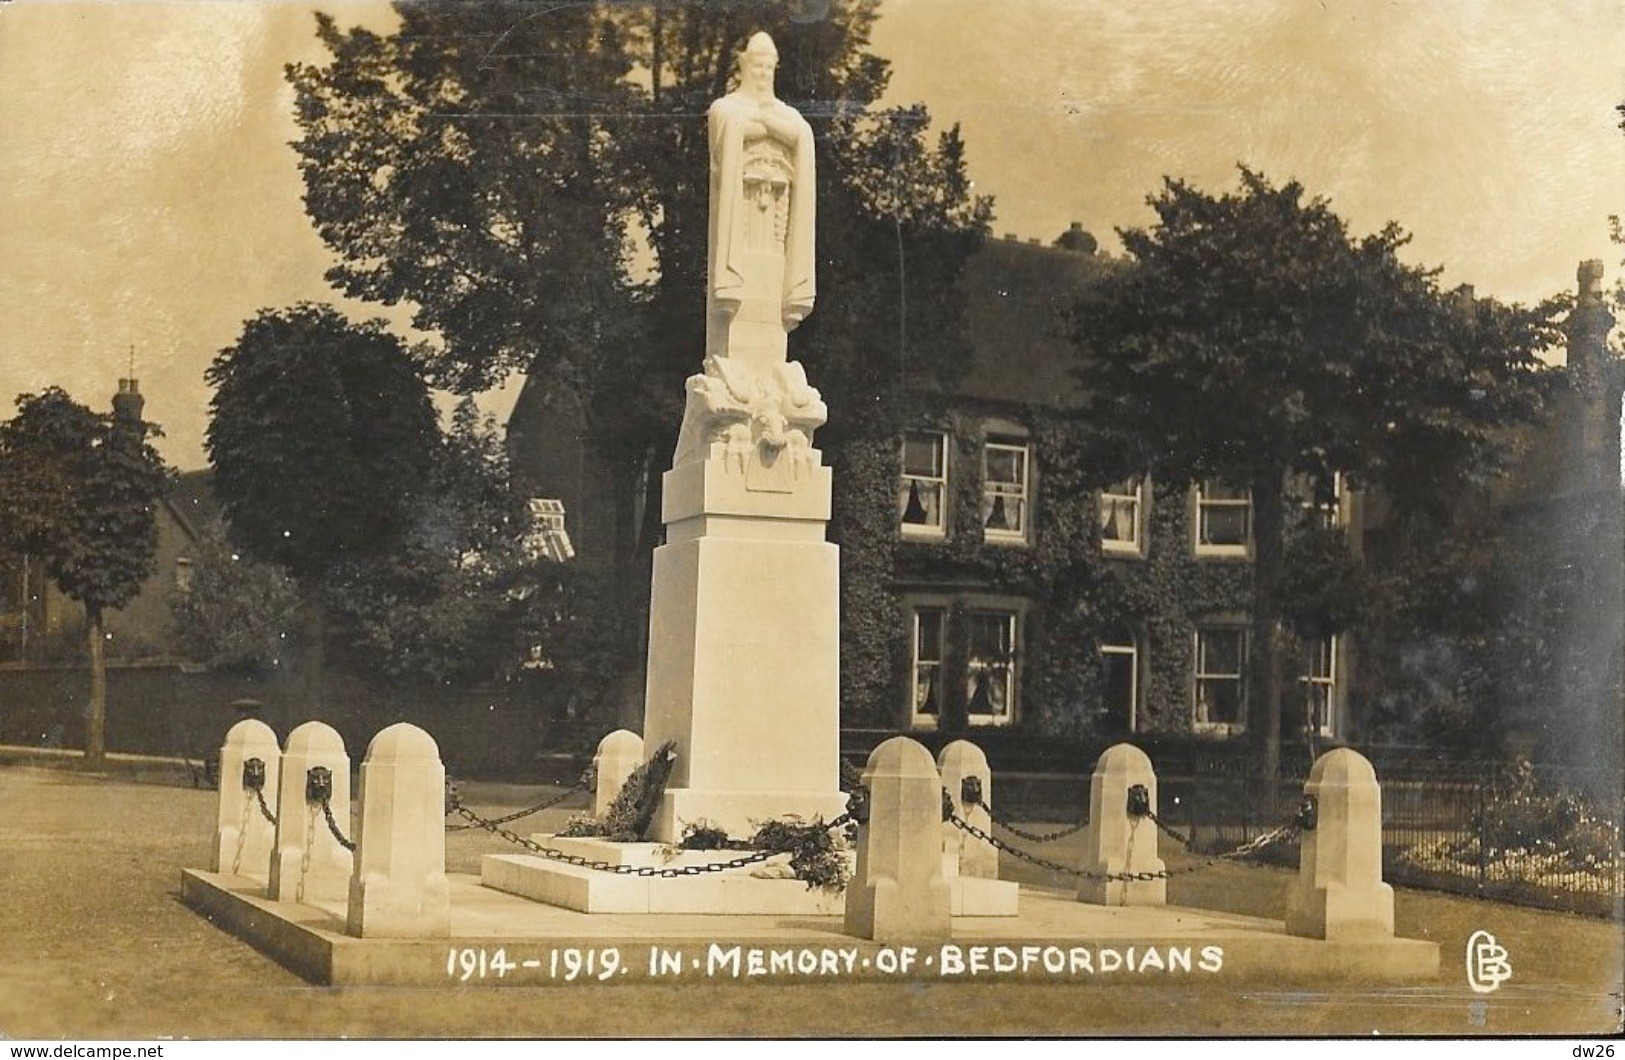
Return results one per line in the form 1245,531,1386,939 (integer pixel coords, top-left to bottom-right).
446,942,1228,982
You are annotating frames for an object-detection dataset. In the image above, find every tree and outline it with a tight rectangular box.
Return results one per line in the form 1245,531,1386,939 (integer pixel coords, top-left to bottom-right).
323,397,540,685
205,303,441,707
0,388,171,764
1071,168,1562,775
169,518,302,674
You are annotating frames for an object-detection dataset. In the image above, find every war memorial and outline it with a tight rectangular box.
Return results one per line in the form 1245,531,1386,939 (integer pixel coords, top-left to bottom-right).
179,32,1439,990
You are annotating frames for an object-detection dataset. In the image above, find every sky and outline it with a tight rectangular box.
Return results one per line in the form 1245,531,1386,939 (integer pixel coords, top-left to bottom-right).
2,0,1622,471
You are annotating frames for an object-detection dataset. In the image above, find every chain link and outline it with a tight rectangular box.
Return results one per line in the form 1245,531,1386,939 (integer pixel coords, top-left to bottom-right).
319,795,357,852
231,791,251,875
446,779,588,832
253,785,278,827
948,811,1299,883
982,802,1089,845
448,798,853,878
1145,809,1194,850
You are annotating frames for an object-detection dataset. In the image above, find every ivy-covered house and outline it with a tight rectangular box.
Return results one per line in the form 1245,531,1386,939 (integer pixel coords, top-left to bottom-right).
832,230,1361,759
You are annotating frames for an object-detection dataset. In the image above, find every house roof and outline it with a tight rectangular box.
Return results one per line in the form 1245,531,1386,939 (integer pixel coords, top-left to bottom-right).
162,468,219,543
947,234,1109,408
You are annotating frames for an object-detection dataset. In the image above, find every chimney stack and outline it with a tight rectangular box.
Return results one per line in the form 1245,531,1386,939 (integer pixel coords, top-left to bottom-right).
112,377,144,425
1564,260,1614,380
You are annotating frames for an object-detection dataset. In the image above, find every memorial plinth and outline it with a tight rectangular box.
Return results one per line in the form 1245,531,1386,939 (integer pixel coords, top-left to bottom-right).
643,446,848,843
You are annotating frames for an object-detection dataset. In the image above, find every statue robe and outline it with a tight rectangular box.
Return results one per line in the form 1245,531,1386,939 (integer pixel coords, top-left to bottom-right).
706,90,817,333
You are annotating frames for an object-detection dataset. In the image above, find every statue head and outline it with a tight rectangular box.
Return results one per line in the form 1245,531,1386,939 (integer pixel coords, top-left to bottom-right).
739,32,778,99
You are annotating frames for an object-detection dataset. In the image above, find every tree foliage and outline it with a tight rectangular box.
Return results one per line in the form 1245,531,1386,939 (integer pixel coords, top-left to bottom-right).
322,398,540,685
169,518,302,673
1073,168,1560,502
205,303,441,581
1071,168,1563,771
0,389,171,612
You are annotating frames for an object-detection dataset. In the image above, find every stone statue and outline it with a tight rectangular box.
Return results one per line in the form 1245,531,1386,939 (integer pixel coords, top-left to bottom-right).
707,31,817,352
675,31,825,473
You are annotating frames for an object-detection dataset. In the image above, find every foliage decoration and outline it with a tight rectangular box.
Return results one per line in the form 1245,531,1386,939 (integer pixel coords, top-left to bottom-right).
575,739,677,842
747,817,850,893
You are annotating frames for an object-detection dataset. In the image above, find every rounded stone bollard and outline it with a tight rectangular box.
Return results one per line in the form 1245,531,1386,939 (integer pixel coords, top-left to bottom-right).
1286,748,1394,941
346,723,450,938
1076,743,1166,906
844,736,952,942
213,718,281,879
592,729,645,819
938,740,997,879
268,721,354,904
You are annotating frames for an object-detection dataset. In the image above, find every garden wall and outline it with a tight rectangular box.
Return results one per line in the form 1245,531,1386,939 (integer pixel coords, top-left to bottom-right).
0,661,573,782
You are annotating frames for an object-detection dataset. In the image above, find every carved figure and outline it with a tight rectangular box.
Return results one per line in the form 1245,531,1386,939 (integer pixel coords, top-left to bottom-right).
707,31,816,344
675,31,824,475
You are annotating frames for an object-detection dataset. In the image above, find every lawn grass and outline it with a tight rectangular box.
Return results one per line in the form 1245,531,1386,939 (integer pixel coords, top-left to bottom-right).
0,767,1619,1039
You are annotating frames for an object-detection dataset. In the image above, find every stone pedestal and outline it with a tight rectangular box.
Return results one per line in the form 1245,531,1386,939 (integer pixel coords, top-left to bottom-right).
642,450,847,843
268,721,354,905
1076,743,1166,907
939,740,997,879
213,718,281,879
1286,748,1395,941
844,737,952,941
592,730,644,818
346,723,450,938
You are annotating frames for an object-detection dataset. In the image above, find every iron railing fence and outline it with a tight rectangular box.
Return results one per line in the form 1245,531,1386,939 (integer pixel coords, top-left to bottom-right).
1158,763,1623,916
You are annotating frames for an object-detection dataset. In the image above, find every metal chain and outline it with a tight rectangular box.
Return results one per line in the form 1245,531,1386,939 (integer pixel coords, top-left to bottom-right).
982,802,1089,845
231,792,251,875
319,795,357,852
446,780,588,832
253,786,278,827
1146,809,1193,850
949,811,1299,883
449,799,854,878
296,805,316,903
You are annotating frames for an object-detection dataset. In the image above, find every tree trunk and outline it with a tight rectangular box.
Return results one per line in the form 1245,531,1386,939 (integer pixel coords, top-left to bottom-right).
84,601,106,767
1248,470,1287,779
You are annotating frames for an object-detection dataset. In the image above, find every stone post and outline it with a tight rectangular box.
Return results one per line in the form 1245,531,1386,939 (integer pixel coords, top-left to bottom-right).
592,730,645,819
346,723,450,938
268,721,354,904
212,718,280,879
938,740,996,879
1076,743,1166,906
1286,748,1394,940
844,737,952,941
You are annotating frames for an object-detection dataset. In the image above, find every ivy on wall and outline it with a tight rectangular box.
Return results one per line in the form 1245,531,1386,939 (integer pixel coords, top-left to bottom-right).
818,401,1414,742
830,402,1216,739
